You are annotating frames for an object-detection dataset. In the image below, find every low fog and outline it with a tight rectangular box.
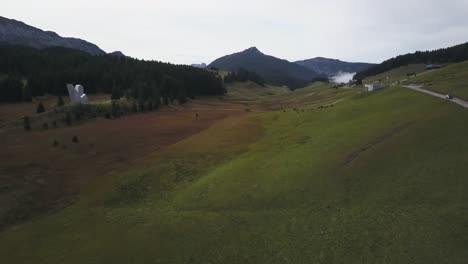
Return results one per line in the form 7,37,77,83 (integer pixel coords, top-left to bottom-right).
330,72,355,84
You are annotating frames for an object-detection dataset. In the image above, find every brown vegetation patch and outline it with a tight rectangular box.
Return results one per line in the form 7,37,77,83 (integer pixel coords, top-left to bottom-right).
0,99,248,230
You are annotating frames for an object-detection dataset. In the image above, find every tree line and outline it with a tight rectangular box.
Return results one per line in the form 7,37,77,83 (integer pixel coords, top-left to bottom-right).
223,68,265,86
354,42,468,80
0,44,225,102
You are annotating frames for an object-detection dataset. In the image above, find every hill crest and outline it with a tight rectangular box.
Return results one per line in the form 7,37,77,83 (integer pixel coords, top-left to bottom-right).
209,47,319,88
0,16,106,55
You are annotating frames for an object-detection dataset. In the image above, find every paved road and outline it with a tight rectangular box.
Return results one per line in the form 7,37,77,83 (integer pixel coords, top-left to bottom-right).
403,84,468,109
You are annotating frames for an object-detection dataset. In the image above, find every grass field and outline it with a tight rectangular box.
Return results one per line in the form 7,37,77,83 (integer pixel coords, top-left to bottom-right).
403,61,468,100
227,81,358,110
364,64,427,84
0,81,467,263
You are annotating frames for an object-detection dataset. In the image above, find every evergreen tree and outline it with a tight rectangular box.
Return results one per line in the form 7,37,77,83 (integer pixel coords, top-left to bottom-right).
131,101,138,113
36,102,45,113
0,75,23,102
65,112,72,126
23,116,31,131
0,44,227,102
147,100,153,111
111,81,121,100
111,101,121,117
57,96,64,107
22,84,32,102
138,98,146,112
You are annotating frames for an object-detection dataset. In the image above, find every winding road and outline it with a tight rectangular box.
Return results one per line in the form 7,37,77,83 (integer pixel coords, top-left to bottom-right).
402,84,468,109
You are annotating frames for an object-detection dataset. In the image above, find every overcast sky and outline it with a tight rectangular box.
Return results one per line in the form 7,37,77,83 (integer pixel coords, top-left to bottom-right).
3,0,468,64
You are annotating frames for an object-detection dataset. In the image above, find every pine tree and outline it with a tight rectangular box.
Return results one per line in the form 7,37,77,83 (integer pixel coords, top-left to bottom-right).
22,84,32,102
111,101,120,117
65,112,72,126
111,81,121,100
57,96,64,107
23,116,31,131
147,100,153,111
36,102,45,113
138,98,146,112
131,101,138,113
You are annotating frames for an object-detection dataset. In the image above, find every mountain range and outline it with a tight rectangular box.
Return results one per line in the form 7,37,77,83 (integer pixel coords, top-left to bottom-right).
209,47,320,88
1,16,376,88
191,63,207,69
0,16,123,56
295,57,375,76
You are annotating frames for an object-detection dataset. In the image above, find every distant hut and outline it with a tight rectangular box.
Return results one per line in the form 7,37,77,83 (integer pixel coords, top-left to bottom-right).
364,82,387,92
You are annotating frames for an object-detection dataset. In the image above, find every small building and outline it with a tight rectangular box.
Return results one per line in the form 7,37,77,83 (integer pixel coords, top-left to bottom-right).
364,82,387,92
425,64,441,70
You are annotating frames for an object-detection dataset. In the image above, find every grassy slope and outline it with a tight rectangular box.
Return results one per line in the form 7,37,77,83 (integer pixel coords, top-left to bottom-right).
227,81,358,110
364,64,426,84
404,60,468,100
0,86,468,263
226,81,290,100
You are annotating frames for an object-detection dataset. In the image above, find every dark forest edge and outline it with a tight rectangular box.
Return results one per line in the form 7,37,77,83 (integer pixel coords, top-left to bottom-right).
354,42,468,81
223,68,265,87
0,44,225,103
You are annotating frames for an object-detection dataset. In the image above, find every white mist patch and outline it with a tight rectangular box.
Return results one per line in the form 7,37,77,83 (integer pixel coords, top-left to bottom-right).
330,72,356,83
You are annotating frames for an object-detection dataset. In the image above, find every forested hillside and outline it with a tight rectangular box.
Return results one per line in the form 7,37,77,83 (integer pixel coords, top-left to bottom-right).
0,44,225,102
354,42,468,80
223,68,265,86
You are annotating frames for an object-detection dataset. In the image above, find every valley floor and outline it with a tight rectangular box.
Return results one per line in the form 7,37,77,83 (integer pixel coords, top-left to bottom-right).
0,83,467,263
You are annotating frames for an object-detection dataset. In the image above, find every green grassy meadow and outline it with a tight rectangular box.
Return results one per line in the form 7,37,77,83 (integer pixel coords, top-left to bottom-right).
364,64,426,84
403,61,468,100
1,83,468,263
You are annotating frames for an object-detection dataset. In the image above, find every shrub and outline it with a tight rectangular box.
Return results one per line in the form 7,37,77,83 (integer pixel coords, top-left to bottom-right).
65,112,72,126
23,116,31,131
111,101,120,118
36,102,45,114
147,100,154,111
57,96,64,107
75,111,81,121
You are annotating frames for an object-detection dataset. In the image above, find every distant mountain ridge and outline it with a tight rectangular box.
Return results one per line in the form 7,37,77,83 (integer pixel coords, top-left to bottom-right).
295,57,375,76
191,63,207,69
0,16,106,55
108,51,126,57
354,42,468,80
209,47,319,88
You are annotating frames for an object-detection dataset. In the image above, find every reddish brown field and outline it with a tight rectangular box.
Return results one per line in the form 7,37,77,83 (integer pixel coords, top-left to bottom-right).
0,98,249,229
0,94,110,122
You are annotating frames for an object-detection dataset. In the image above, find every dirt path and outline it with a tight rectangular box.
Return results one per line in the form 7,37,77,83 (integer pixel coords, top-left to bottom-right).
341,121,416,167
403,85,468,109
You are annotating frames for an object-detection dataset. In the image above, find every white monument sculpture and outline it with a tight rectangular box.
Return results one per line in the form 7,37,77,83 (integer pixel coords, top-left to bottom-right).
66,84,89,105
